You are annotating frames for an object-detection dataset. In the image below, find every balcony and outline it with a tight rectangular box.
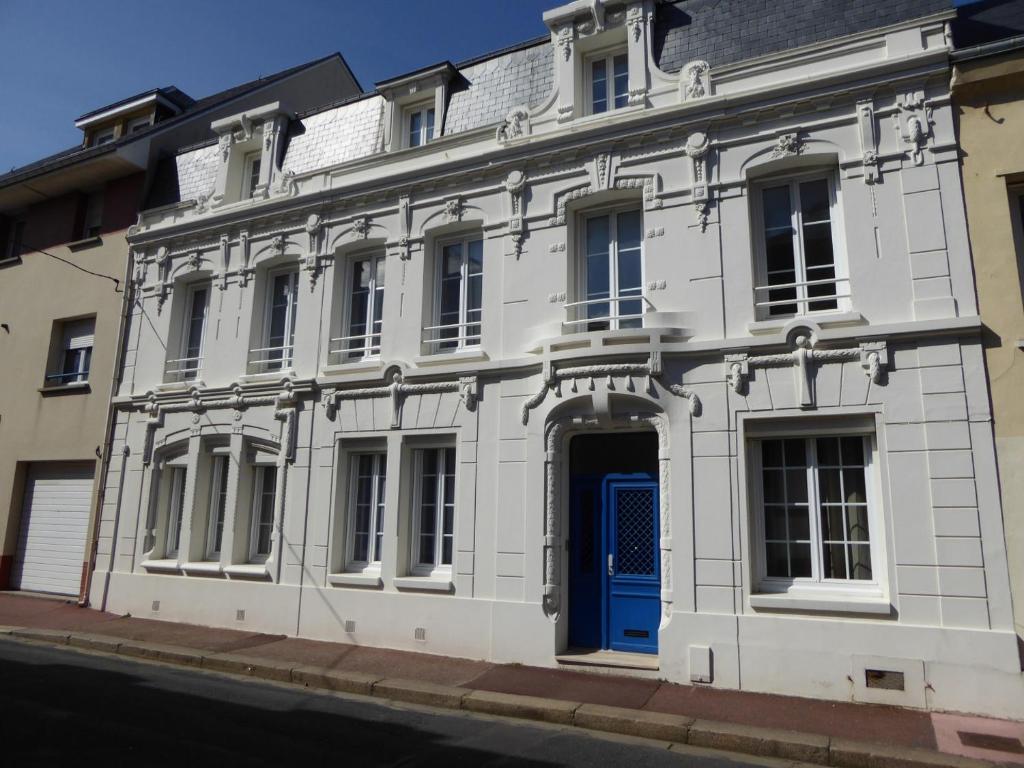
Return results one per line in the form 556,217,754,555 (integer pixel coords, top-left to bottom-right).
421,320,481,355
753,276,849,319
328,330,382,363
563,294,653,332
163,355,202,384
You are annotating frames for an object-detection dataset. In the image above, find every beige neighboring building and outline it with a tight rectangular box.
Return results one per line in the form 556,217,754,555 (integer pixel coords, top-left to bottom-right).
0,55,361,600
952,0,1024,643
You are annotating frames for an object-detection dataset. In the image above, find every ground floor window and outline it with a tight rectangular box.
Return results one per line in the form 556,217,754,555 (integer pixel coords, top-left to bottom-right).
206,455,229,559
165,467,187,558
412,447,455,575
347,453,386,570
753,434,876,591
249,466,277,563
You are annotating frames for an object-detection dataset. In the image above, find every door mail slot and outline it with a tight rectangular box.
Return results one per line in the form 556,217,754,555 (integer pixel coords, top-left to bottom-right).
623,629,650,638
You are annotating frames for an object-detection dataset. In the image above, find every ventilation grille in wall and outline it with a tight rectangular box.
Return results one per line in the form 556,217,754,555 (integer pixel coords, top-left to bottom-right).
864,669,904,691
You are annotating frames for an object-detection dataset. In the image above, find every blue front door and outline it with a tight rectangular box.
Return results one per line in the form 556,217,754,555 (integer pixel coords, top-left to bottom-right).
569,474,660,654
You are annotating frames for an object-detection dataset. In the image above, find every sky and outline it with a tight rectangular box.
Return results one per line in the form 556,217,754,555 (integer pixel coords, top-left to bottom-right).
0,0,555,172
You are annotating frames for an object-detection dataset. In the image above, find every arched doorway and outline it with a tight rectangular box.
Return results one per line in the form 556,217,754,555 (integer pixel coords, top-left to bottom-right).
568,431,660,654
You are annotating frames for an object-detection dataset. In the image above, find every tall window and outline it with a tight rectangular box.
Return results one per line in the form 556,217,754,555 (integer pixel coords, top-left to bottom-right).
578,209,643,331
755,435,874,589
430,237,482,352
589,51,628,114
347,453,387,569
243,151,262,198
260,270,298,371
1,218,25,262
49,318,94,386
755,176,842,318
249,466,277,562
412,447,455,575
406,105,435,148
165,467,187,559
344,255,385,359
206,455,230,559
170,284,208,381
79,190,104,240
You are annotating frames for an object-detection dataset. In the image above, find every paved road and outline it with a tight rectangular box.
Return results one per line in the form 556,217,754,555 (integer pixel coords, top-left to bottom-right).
0,638,782,767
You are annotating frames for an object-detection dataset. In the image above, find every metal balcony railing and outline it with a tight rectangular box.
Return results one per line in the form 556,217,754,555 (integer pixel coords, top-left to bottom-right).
563,294,653,331
421,321,481,353
753,276,849,315
328,330,382,361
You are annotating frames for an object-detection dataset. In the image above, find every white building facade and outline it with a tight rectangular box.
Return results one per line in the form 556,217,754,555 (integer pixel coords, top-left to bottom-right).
91,0,1024,718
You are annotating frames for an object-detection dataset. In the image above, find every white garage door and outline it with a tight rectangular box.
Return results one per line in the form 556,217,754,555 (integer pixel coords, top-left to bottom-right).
12,464,94,596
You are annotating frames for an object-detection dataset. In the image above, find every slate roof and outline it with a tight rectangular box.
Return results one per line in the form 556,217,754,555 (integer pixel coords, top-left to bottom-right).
0,53,356,191
952,0,1024,49
654,0,952,74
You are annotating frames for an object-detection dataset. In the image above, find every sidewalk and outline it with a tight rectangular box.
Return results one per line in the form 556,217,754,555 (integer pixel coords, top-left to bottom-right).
1,592,1021,767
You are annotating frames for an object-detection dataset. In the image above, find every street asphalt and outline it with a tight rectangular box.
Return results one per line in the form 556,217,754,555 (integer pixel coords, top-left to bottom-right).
0,637,787,767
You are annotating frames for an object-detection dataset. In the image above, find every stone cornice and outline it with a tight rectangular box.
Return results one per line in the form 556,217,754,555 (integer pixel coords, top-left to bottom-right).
127,44,952,248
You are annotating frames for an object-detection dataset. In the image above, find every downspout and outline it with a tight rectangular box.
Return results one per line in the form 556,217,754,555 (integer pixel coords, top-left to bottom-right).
78,241,135,607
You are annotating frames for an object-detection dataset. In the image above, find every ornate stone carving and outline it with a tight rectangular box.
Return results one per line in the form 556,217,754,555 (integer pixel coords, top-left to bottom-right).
897,91,932,167
594,152,612,191
444,197,462,223
350,216,369,239
557,103,574,124
549,185,593,226
771,133,803,159
856,100,880,184
556,23,573,61
141,380,297,466
725,337,888,408
627,4,644,41
238,230,254,287
303,214,324,290
685,131,711,232
323,372,478,427
505,170,526,258
154,246,170,312
496,107,530,143
521,355,702,424
681,60,710,101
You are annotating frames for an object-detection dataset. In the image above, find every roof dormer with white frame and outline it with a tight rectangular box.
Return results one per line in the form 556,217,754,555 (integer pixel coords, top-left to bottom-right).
376,63,461,153
208,102,294,208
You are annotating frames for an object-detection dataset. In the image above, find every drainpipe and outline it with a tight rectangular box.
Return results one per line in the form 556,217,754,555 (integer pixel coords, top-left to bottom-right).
78,241,135,607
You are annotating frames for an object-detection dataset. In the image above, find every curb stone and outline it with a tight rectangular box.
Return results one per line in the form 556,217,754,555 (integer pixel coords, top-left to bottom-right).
291,665,381,695
689,719,830,765
373,678,471,710
573,703,692,743
1,630,1004,768
828,738,995,768
463,690,579,725
202,653,294,683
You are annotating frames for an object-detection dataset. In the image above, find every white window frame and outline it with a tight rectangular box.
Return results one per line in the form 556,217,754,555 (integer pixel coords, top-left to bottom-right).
126,115,151,134
404,103,435,148
52,317,95,386
242,150,262,199
205,454,230,560
80,190,104,240
751,170,848,320
165,466,187,559
255,267,298,372
572,204,646,331
584,47,629,116
339,251,385,361
410,446,456,578
749,428,884,601
248,464,277,564
170,282,209,382
345,452,387,572
93,127,116,146
428,235,483,353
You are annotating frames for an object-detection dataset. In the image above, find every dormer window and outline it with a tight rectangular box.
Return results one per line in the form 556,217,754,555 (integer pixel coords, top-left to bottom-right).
588,50,628,114
243,151,262,199
93,128,116,147
126,115,152,134
406,105,436,148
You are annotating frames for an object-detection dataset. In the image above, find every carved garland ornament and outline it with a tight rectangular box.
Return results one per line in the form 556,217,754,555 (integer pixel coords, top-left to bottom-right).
725,336,888,409
323,371,478,428
142,380,298,466
521,354,702,425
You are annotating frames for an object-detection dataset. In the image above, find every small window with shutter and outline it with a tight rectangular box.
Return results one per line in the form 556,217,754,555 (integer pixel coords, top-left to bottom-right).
47,317,95,387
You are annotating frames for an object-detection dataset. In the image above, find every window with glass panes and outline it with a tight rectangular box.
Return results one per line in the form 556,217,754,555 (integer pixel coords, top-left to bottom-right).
264,270,298,370
757,436,873,586
179,285,208,380
407,106,435,148
243,151,262,198
757,176,841,317
346,255,385,359
413,448,455,574
435,237,482,351
55,318,94,385
249,466,277,561
589,52,628,114
581,209,643,331
165,467,187,558
347,453,386,568
206,455,229,558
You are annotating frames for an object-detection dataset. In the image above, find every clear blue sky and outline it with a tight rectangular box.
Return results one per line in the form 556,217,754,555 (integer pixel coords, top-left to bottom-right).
0,0,555,172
